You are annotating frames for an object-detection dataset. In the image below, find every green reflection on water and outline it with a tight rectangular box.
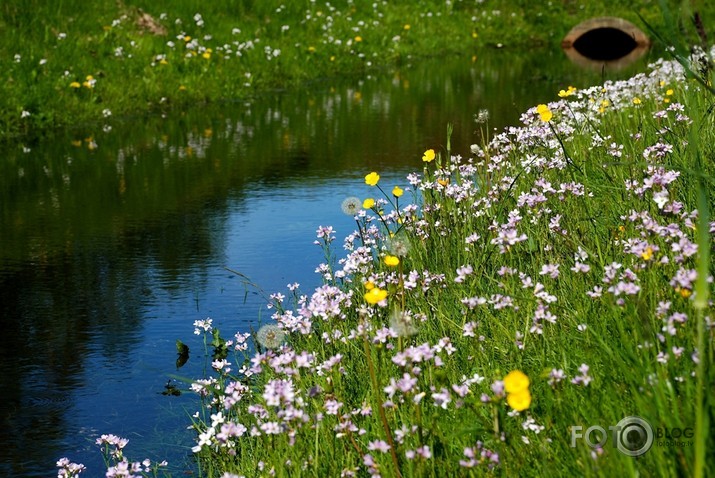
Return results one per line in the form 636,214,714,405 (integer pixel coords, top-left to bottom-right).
0,49,658,271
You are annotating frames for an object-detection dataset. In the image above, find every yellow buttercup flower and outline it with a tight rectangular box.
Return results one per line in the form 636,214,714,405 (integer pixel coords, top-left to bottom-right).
384,255,400,267
364,281,375,290
363,198,375,209
641,247,654,261
392,186,404,198
364,287,387,304
506,388,531,411
558,86,577,98
633,97,642,105
536,104,552,122
69,81,81,88
422,149,436,162
354,35,362,42
503,370,530,393
365,172,380,186
404,24,411,30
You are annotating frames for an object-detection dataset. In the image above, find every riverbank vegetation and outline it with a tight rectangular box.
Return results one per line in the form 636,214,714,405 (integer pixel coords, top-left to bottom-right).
183,48,715,477
1,0,712,143
59,42,715,478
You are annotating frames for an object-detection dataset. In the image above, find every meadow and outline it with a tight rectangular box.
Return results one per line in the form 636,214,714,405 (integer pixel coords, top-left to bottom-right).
1,0,711,143
5,0,706,477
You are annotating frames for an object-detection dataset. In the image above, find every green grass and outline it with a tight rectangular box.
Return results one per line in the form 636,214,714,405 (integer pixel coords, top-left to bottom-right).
2,0,713,142
140,47,714,478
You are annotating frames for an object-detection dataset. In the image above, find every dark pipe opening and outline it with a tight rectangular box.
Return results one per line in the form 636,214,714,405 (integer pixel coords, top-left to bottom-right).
572,27,638,61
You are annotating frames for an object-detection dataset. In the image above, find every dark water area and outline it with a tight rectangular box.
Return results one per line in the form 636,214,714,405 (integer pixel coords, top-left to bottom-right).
0,48,659,476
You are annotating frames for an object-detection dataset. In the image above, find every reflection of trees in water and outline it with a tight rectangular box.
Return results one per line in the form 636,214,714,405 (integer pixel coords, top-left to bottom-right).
0,203,225,476
0,249,143,476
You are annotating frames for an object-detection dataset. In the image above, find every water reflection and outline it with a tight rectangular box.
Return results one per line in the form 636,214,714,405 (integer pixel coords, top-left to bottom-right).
0,49,657,476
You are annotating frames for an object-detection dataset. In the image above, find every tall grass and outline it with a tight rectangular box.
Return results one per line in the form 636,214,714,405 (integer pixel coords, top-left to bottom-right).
127,46,713,478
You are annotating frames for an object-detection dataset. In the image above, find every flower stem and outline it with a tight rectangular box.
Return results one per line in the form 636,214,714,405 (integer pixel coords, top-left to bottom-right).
362,334,402,477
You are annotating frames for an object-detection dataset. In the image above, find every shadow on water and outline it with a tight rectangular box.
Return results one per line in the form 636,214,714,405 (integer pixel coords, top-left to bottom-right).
0,47,659,476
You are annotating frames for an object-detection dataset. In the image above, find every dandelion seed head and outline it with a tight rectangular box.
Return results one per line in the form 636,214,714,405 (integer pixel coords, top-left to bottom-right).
341,196,361,216
386,234,411,257
389,308,419,337
256,324,285,349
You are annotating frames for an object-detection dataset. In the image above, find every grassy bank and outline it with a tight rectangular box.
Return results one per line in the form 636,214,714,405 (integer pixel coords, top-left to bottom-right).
192,50,715,477
2,0,712,143
58,45,715,476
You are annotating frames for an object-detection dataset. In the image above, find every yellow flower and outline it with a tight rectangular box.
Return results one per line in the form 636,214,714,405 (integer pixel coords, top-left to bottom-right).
202,51,211,59
422,149,436,162
536,104,552,122
69,81,81,88
503,370,530,393
365,172,380,186
308,46,316,53
179,85,187,91
184,35,191,42
506,388,532,411
633,97,642,105
364,281,375,290
679,288,692,298
384,255,400,267
364,287,388,304
363,198,375,209
404,24,411,30
354,35,362,42
392,186,404,198
558,86,577,98
437,178,449,187
666,89,674,96
641,247,653,261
